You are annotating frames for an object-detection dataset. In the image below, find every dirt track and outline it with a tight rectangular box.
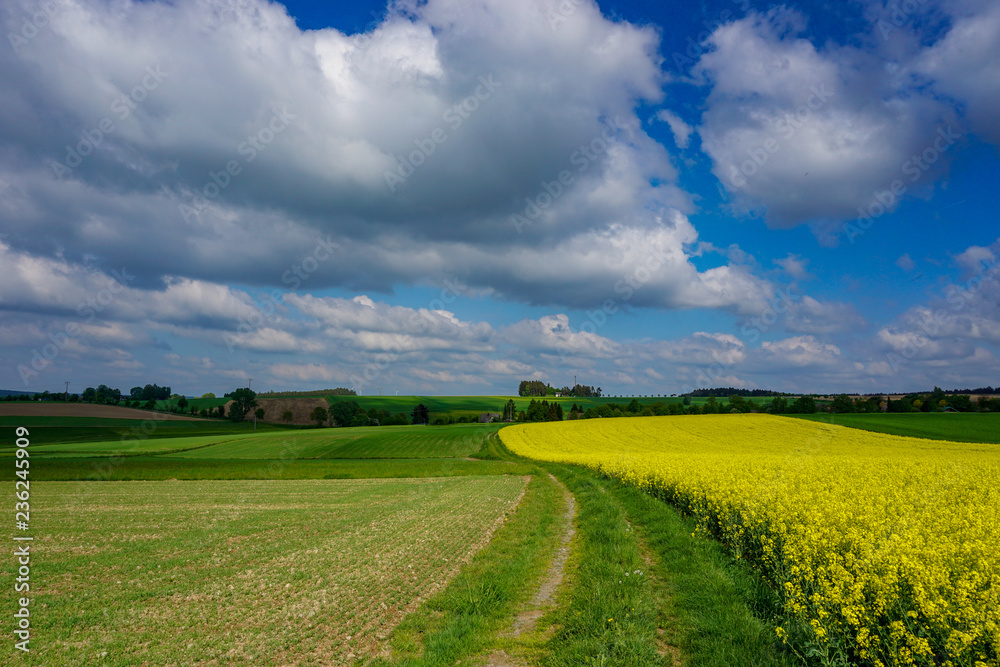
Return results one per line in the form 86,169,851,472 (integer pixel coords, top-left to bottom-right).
0,403,204,420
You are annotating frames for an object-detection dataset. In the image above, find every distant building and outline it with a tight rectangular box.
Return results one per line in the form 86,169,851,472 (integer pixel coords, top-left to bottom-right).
479,413,501,423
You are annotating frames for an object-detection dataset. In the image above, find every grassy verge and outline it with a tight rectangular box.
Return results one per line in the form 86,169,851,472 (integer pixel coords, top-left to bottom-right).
607,476,797,667
1,456,533,481
371,469,565,666
539,463,663,666
535,464,796,667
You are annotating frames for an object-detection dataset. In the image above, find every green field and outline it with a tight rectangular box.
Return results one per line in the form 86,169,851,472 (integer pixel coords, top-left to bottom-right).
9,423,501,460
2,476,526,666
326,394,705,421
0,415,288,446
791,411,1000,443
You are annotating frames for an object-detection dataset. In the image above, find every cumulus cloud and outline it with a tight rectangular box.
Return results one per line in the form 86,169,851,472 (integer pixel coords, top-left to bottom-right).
655,109,693,149
916,1,1000,145
694,7,958,228
0,0,749,310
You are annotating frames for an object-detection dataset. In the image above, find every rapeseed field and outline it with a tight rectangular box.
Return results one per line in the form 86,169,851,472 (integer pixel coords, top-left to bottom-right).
500,415,1000,667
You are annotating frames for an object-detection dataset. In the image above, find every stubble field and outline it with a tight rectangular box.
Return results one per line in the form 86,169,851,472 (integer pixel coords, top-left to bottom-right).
3,476,527,666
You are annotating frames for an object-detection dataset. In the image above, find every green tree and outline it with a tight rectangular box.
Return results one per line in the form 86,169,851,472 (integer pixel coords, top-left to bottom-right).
310,406,329,427
282,410,294,422
228,388,257,422
768,396,789,414
830,394,855,413
502,399,517,422
255,407,265,421
177,396,189,412
790,396,817,414
411,403,430,425
329,400,362,427
949,394,973,412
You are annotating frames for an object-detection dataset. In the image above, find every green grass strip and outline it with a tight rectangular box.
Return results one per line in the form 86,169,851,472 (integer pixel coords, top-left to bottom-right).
372,470,564,666
606,475,798,667
539,464,663,667
1,456,533,481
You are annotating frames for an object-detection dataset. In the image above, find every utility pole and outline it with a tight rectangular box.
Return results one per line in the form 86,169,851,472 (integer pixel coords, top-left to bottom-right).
248,378,252,391
64,381,70,402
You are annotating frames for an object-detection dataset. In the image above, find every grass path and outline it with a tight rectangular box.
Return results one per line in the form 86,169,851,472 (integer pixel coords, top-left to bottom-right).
483,474,577,667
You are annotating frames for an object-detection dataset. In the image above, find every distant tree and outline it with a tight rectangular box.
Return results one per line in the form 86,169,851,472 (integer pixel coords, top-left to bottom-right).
517,380,549,397
682,396,691,406
216,405,226,418
728,395,751,413
130,386,143,400
790,396,817,414
502,399,517,422
830,394,855,413
201,392,216,399
255,407,265,421
228,388,258,422
329,400,362,427
310,406,329,427
411,403,430,425
282,410,294,423
199,409,209,418
768,396,789,414
949,394,973,412
177,396,189,411
81,387,97,403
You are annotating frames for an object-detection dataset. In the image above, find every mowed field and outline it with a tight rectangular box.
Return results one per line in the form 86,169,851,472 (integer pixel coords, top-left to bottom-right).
792,411,1000,443
501,415,1000,667
18,424,499,460
2,476,527,666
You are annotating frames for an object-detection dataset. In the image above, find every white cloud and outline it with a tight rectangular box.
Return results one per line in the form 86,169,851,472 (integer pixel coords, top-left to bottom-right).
694,8,955,228
757,335,841,367
774,254,812,281
655,109,693,149
916,2,1000,145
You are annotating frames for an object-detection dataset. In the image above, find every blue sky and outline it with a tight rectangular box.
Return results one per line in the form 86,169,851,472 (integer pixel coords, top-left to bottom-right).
1,0,998,396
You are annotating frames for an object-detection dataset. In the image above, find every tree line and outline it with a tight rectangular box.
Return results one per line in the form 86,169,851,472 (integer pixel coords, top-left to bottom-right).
517,381,602,397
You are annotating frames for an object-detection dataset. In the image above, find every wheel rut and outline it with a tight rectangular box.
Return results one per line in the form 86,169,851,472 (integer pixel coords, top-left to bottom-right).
483,473,576,667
